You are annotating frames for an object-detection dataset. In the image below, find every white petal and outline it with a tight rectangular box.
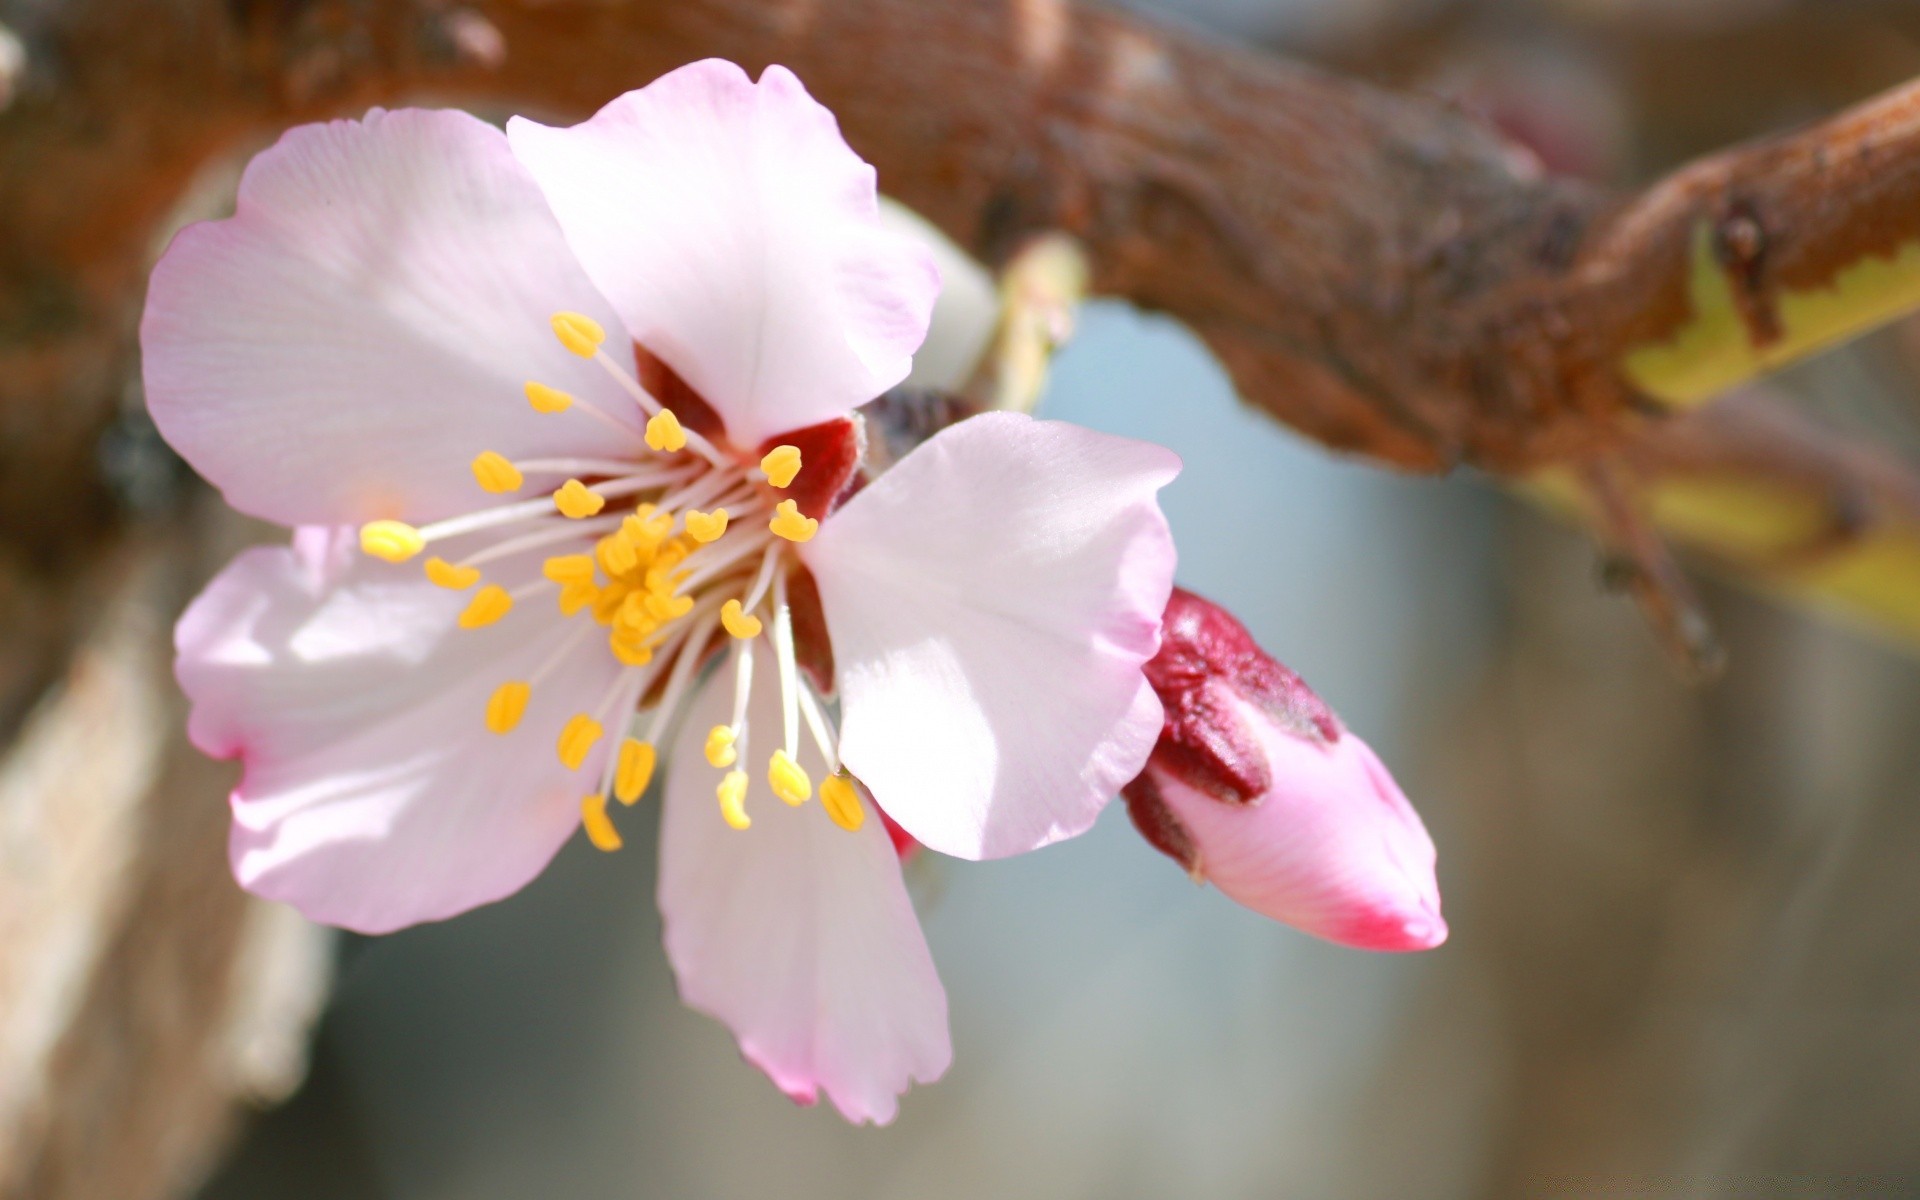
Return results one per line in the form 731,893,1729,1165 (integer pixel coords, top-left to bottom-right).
657,667,948,1125
507,60,938,446
143,108,635,527
803,412,1181,860
178,528,626,934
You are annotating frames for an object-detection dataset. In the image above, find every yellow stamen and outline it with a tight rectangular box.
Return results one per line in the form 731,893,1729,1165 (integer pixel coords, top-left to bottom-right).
459,584,513,629
596,532,639,577
684,508,729,543
645,408,687,452
360,520,424,563
470,450,523,494
551,311,606,358
768,750,812,807
645,590,694,621
557,713,604,770
525,380,575,414
705,724,738,769
553,479,606,519
542,554,596,585
820,774,866,832
769,499,818,543
717,771,751,830
615,739,656,804
721,599,763,640
580,794,623,852
485,681,531,734
760,444,803,488
557,580,599,617
424,556,480,590
623,508,673,553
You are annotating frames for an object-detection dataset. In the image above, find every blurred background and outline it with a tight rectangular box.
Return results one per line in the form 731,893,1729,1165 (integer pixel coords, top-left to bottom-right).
9,0,1920,1196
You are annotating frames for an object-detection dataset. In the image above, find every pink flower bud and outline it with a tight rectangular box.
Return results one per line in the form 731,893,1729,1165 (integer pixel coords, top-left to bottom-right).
1124,589,1446,952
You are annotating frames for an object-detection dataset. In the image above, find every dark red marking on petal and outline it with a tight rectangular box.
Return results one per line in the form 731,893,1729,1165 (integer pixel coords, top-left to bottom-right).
759,415,865,520
1122,773,1199,874
784,564,836,697
633,342,728,442
876,805,920,863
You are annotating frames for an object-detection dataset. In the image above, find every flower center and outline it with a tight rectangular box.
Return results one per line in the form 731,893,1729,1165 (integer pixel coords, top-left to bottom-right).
353,311,866,847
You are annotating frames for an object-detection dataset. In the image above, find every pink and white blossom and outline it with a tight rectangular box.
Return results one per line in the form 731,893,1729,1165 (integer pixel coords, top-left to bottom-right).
1123,589,1445,952
144,59,1179,1123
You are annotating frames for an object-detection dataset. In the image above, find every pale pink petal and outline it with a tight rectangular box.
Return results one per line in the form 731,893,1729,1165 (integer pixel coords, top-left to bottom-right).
1145,709,1446,951
506,60,938,446
657,667,948,1125
143,108,635,528
802,412,1180,860
178,528,625,934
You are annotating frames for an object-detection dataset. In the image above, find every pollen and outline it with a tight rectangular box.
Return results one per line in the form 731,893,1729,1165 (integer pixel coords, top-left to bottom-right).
820,774,866,832
596,532,639,577
551,311,606,358
557,713,604,770
705,724,738,768
525,380,575,414
557,580,599,617
542,554,596,585
615,739,656,804
580,794,623,852
769,499,818,543
684,508,729,543
553,479,605,519
471,451,523,494
645,590,694,621
360,520,424,563
485,681,531,734
459,584,514,629
717,771,751,830
424,557,480,590
645,408,687,452
760,445,803,488
768,750,812,807
720,599,762,640
610,634,655,666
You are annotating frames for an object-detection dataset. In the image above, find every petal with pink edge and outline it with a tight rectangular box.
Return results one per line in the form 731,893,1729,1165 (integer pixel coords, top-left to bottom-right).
178,528,625,934
507,60,938,447
802,412,1180,860
143,108,635,528
658,668,949,1125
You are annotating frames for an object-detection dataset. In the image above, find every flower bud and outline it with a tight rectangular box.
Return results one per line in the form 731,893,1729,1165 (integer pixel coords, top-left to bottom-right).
1123,589,1445,951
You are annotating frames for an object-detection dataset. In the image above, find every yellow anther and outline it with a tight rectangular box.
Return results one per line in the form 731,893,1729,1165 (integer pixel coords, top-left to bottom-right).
717,771,751,830
721,599,763,640
645,590,694,621
557,580,599,617
557,713,604,771
704,724,738,769
360,520,424,563
622,509,673,553
610,634,656,667
684,508,729,543
596,533,639,577
485,681,531,734
553,479,606,519
424,556,480,590
580,794,623,852
458,584,513,629
542,554,596,585
768,750,812,807
615,739,656,805
645,408,687,452
592,579,634,624
769,499,819,543
470,450,523,494
820,774,866,832
551,311,606,358
615,592,660,633
760,444,803,489
525,380,575,414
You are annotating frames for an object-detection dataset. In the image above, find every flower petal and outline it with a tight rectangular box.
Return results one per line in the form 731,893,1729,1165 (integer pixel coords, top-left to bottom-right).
506,60,938,446
1145,710,1446,952
178,528,625,934
802,412,1180,860
143,108,635,527
658,667,949,1125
